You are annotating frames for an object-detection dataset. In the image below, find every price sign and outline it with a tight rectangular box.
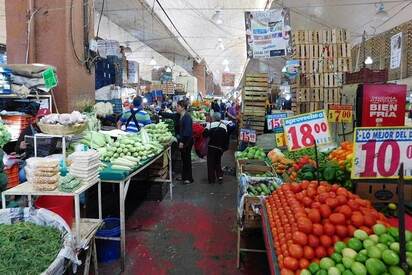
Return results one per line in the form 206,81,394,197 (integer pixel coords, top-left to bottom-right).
328,104,353,123
352,127,412,179
267,113,288,131
239,128,257,143
283,110,332,151
275,131,286,147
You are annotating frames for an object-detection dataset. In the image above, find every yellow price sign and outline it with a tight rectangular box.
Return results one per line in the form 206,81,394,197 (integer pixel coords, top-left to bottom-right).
275,132,286,147
328,104,353,123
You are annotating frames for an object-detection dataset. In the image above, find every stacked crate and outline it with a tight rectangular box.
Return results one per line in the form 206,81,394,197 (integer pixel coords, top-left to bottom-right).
291,29,352,113
241,73,269,135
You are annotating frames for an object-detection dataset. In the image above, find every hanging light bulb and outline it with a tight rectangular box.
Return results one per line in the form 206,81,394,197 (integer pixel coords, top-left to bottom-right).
224,65,230,72
365,56,373,65
165,66,172,73
222,59,229,66
212,10,223,25
149,57,157,66
374,2,389,22
216,38,225,50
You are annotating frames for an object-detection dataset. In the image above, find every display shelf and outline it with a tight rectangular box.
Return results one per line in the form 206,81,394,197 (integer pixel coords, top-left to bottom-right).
261,202,280,275
0,94,53,112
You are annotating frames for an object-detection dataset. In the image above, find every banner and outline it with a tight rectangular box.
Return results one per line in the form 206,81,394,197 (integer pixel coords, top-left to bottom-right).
244,8,292,58
222,72,235,87
390,32,402,69
360,84,406,127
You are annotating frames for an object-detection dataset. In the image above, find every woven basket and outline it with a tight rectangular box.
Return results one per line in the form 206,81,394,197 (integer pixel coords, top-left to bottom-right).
37,121,87,135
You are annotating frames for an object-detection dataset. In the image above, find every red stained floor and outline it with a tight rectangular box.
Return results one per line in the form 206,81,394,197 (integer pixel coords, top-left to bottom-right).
99,150,269,275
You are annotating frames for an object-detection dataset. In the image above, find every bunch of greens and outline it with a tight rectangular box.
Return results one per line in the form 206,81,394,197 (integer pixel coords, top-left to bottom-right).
0,122,11,148
284,147,329,166
0,222,62,274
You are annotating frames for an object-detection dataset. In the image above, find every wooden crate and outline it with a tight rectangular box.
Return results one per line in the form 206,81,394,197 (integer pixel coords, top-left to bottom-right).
245,82,268,87
323,88,342,104
244,86,268,92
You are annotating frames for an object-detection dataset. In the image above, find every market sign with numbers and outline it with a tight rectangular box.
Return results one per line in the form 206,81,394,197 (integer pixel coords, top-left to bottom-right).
239,128,257,143
351,127,412,179
328,104,353,123
283,110,332,151
267,113,288,130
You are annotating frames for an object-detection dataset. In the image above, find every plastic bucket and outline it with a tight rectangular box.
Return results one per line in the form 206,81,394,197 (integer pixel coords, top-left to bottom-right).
34,196,74,227
96,218,121,263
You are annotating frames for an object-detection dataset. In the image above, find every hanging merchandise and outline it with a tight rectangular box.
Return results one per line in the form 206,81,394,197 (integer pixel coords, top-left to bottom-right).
245,8,292,58
283,60,300,80
390,32,402,69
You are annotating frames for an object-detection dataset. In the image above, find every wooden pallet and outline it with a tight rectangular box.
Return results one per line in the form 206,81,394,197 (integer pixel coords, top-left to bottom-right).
292,29,349,45
244,86,268,92
246,76,268,82
300,57,352,74
245,82,268,87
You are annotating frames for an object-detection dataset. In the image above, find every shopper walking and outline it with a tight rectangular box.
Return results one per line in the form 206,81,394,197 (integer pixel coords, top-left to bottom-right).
176,100,194,184
203,112,229,184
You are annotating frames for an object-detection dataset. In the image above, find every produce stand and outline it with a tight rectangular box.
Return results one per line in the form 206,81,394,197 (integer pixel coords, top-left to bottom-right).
1,179,102,274
98,144,173,271
261,201,280,275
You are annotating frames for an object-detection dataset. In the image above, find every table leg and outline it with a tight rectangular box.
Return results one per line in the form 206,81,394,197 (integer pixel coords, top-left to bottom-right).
237,227,241,269
98,181,102,220
83,244,92,275
28,195,32,207
119,181,126,272
74,195,81,245
93,238,99,275
2,193,6,209
168,147,173,200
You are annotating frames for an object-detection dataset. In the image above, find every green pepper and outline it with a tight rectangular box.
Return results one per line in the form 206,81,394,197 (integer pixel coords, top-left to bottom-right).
336,170,346,181
323,166,337,181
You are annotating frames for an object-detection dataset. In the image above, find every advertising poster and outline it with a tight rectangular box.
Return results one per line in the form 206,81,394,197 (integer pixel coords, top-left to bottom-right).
244,8,291,58
390,32,402,69
361,84,406,127
221,73,235,87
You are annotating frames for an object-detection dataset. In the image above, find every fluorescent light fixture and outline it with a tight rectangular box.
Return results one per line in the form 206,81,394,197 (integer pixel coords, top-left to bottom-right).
212,10,223,25
365,56,373,65
149,57,157,66
165,66,172,73
216,38,225,50
224,65,230,72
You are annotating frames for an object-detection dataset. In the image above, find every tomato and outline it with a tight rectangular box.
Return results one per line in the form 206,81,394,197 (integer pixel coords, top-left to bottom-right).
302,197,312,207
312,223,323,236
283,257,299,271
351,213,364,227
327,247,335,256
336,187,348,197
360,226,372,235
320,234,332,247
323,222,335,236
302,246,314,260
329,213,345,225
297,218,313,234
289,244,303,258
326,198,338,209
315,246,326,258
338,205,352,218
299,258,310,269
335,225,348,238
300,180,309,190
307,188,317,198
319,205,332,218
308,234,319,248
336,195,348,205
307,209,321,223
292,231,308,246
280,269,294,275
318,192,329,203
347,225,356,237
332,235,340,244
348,199,360,210
363,214,376,227
311,202,321,209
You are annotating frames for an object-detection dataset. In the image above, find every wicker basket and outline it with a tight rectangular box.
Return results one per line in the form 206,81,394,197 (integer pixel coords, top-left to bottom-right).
37,122,87,135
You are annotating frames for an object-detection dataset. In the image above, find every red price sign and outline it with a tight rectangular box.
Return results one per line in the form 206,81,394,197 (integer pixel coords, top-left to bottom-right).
283,110,332,151
239,128,257,143
352,127,412,179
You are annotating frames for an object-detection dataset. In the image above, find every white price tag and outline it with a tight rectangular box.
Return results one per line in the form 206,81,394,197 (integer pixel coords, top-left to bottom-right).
239,129,257,143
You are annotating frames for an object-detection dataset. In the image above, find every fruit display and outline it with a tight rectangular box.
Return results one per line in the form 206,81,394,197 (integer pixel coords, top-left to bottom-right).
247,180,278,196
264,181,391,274
237,146,266,161
192,111,206,122
267,148,294,175
302,224,411,275
328,141,354,172
0,122,11,148
144,122,174,145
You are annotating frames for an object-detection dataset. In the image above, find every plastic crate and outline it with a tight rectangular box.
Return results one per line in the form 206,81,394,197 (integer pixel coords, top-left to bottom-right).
4,164,20,189
344,68,388,84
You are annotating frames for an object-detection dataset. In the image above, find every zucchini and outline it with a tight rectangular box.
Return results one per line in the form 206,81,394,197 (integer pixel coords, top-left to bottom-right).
260,183,270,194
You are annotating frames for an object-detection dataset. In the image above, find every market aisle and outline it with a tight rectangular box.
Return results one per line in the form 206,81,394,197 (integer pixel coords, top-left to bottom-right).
99,147,268,275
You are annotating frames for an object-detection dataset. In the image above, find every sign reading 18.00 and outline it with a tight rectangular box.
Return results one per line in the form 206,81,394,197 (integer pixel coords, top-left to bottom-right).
283,110,332,151
351,127,412,179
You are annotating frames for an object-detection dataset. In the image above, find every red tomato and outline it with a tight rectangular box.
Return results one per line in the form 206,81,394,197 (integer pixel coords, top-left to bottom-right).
298,218,313,234
336,195,348,206
292,231,308,246
335,225,348,238
327,247,335,256
351,213,364,227
311,202,321,209
338,205,352,218
329,213,346,225
332,235,340,244
315,246,326,258
312,223,324,236
307,188,317,198
363,215,376,227
347,225,356,237
299,258,310,269
308,234,319,248
307,209,321,223
323,222,335,236
320,235,332,248
280,269,294,275
318,192,329,203
336,187,348,197
326,198,339,209
319,205,332,218
303,246,315,259
360,226,372,235
302,197,313,207
283,257,299,271
348,199,360,210
289,244,303,258
300,180,310,190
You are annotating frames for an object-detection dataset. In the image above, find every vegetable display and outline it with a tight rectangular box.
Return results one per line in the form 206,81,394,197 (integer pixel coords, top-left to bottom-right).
247,181,278,196
302,224,412,275
144,122,174,145
237,146,266,161
40,111,86,125
265,181,391,274
328,142,353,172
0,222,62,274
79,131,113,157
0,122,11,148
192,111,206,122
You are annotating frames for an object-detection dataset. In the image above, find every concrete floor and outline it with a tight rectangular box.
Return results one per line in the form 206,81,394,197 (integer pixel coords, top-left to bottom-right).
98,149,269,275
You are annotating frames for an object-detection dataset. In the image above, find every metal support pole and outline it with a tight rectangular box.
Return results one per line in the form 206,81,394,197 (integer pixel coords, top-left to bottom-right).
2,193,6,209
398,163,407,271
98,181,102,220
74,194,81,244
119,181,126,271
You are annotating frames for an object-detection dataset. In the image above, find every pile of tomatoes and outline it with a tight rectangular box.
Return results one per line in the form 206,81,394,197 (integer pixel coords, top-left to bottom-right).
265,181,390,275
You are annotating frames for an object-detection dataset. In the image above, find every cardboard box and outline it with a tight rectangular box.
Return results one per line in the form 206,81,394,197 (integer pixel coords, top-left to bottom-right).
355,182,412,203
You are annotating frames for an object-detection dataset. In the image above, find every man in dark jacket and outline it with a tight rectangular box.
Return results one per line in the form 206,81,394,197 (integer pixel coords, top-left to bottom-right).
176,100,194,184
203,112,229,184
